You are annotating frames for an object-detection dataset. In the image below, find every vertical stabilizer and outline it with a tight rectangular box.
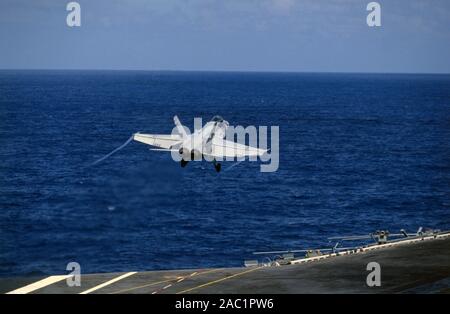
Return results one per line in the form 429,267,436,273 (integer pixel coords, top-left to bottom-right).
173,115,188,139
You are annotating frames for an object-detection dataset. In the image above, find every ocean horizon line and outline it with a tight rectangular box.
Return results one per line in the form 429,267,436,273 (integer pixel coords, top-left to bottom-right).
1,68,449,76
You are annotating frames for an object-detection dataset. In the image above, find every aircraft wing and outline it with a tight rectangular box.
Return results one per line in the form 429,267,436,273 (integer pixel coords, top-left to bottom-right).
208,139,267,158
133,133,182,150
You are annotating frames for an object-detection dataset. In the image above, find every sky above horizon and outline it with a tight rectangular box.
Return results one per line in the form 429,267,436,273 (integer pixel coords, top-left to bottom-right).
1,0,450,73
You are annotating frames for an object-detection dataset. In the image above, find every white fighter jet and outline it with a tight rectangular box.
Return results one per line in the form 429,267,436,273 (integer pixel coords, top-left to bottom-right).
133,115,267,172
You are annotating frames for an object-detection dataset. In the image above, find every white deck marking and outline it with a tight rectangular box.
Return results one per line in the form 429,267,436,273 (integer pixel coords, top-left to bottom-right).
79,272,137,294
6,275,72,294
162,284,172,290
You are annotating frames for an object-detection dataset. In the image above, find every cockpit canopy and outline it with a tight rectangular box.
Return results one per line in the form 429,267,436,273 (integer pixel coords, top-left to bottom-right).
211,115,224,123
209,115,229,132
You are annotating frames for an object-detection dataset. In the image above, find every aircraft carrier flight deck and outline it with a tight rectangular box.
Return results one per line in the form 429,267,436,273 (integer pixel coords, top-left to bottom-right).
2,231,450,294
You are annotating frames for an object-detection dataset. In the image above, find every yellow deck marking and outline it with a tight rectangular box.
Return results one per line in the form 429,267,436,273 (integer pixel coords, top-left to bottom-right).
109,268,221,294
176,266,264,294
80,272,136,294
109,277,175,294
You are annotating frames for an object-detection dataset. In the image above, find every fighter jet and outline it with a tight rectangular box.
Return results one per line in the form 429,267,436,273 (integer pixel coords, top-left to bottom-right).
133,115,267,172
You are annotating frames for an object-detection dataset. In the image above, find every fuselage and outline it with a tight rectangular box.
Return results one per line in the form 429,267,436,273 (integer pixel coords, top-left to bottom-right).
179,116,229,160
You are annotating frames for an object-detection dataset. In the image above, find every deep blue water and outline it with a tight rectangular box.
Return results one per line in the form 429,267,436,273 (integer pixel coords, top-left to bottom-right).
1,70,449,277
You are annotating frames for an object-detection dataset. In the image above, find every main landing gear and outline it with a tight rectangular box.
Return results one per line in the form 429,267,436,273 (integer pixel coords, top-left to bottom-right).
180,159,221,172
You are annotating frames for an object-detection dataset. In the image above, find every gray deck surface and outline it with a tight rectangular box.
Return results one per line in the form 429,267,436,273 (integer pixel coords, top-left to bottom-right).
2,236,449,294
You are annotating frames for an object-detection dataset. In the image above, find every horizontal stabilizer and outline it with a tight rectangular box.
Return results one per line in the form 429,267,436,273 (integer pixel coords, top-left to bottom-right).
149,148,179,152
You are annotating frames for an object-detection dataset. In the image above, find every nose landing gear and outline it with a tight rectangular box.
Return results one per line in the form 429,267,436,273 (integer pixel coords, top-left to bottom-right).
213,160,221,173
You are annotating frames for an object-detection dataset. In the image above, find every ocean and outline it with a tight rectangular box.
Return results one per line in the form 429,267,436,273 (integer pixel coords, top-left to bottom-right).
1,70,449,277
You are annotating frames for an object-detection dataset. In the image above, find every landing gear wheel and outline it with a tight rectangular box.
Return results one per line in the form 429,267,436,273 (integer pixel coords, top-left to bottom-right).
180,159,189,168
